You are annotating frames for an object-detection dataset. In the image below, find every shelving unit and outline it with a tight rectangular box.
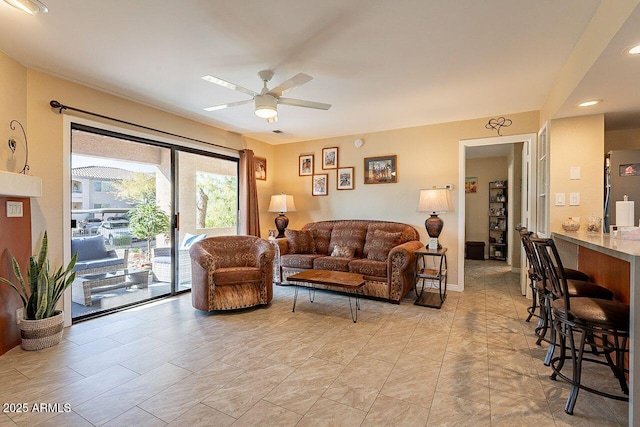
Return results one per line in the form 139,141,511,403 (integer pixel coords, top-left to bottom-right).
414,247,447,309
488,180,507,261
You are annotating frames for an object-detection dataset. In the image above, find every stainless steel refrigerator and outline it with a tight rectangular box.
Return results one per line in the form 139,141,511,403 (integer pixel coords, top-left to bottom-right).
604,149,640,232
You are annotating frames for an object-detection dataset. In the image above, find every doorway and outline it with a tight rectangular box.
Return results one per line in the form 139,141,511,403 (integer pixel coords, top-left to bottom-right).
457,133,537,294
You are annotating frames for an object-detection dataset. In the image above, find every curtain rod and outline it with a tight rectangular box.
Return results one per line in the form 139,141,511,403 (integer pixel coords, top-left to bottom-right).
49,100,241,153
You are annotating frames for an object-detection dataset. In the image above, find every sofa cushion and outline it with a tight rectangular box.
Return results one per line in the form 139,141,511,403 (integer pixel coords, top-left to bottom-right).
303,222,334,255
313,256,351,272
71,235,110,261
366,230,403,261
330,245,355,258
328,222,368,257
213,266,261,285
349,258,387,278
285,229,317,254
281,254,323,269
363,222,419,257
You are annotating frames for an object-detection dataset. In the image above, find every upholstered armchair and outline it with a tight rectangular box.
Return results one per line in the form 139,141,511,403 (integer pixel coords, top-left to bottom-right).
189,236,275,311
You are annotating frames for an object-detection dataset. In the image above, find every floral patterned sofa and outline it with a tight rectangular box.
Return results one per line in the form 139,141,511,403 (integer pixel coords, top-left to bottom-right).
272,220,423,303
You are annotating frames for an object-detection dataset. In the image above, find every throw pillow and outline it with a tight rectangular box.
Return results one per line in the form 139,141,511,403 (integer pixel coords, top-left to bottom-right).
179,233,207,250
330,245,356,258
367,230,402,261
285,229,317,254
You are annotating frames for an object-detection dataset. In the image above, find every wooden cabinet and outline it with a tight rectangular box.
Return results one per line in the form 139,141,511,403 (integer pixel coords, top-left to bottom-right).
488,180,507,261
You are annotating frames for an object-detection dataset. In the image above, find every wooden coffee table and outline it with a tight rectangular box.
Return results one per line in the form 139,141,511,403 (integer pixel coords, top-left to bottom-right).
288,270,366,322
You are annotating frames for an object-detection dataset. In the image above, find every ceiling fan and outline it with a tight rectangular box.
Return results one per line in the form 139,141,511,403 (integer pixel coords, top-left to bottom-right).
202,70,331,122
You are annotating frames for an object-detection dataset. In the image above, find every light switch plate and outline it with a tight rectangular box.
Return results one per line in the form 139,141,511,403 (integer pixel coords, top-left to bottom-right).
555,193,566,206
569,192,580,206
570,166,581,180
6,201,23,217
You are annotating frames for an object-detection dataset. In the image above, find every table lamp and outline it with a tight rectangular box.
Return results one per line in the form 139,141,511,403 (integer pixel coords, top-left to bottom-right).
268,194,297,238
417,188,453,249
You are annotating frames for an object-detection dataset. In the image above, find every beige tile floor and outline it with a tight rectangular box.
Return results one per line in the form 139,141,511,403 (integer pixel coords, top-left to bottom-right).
0,260,628,426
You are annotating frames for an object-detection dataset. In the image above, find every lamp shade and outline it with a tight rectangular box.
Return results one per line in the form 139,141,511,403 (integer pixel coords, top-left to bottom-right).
417,188,453,213
268,194,297,213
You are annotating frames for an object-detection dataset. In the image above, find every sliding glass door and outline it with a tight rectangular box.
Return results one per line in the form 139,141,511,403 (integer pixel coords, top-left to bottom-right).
70,125,238,321
173,150,239,289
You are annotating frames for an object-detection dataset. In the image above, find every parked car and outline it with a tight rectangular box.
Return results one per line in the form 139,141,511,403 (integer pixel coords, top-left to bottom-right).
98,218,133,245
79,217,102,234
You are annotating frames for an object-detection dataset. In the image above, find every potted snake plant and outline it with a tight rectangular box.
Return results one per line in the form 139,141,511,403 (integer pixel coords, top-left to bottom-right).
0,232,78,350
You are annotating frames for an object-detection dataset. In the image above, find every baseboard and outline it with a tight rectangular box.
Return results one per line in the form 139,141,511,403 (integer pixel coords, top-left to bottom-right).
445,283,462,292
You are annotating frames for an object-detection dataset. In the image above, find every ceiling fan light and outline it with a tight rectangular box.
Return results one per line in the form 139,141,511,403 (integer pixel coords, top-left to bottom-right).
3,0,47,14
255,94,278,119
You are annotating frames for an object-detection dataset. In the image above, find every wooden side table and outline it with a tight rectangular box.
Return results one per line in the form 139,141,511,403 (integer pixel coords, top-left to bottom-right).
414,247,447,309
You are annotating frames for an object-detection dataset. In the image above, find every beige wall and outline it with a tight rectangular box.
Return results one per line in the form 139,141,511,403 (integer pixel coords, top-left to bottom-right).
272,111,540,285
1,54,27,172
549,114,605,233
465,157,508,258
605,128,640,152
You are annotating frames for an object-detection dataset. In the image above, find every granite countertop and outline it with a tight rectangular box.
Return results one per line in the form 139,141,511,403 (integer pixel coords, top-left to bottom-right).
552,230,640,259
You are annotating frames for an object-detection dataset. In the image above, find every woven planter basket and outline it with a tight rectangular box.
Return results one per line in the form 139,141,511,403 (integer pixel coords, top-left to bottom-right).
20,311,64,351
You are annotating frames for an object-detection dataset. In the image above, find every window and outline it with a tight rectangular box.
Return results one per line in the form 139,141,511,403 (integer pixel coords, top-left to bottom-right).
93,180,113,192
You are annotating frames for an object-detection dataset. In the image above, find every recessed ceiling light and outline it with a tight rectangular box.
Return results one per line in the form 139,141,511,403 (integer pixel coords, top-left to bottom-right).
627,44,640,55
578,99,602,108
3,0,47,14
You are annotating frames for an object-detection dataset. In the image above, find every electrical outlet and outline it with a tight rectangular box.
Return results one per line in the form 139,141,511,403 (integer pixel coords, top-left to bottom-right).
16,308,23,324
444,184,454,190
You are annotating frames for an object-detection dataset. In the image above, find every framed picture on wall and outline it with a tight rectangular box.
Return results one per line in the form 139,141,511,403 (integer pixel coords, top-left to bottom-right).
254,157,267,181
322,147,338,169
312,174,328,196
364,155,397,184
465,176,478,193
337,167,354,190
299,154,314,176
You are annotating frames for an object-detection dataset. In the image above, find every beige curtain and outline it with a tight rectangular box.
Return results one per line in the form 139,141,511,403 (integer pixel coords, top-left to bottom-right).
238,149,261,236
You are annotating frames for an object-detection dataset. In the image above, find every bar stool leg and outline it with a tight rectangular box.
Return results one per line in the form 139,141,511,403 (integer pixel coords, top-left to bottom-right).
565,327,586,415
536,293,550,346
526,284,538,322
544,309,558,366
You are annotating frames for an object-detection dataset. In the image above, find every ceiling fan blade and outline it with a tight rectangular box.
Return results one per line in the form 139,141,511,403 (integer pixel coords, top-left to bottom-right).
203,99,253,112
278,97,331,110
269,73,313,97
202,75,257,97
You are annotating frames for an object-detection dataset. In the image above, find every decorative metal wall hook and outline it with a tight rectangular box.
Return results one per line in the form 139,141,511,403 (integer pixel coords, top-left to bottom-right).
8,138,16,158
9,119,30,174
485,117,512,136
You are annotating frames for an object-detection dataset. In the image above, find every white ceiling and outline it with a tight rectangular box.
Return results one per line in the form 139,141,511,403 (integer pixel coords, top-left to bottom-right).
1,0,638,145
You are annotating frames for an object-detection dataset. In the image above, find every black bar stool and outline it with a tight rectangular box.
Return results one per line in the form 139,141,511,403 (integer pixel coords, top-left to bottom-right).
517,228,609,347
532,237,629,415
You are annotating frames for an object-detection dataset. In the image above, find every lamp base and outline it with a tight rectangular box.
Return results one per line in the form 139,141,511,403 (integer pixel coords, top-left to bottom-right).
274,213,289,238
425,213,443,249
